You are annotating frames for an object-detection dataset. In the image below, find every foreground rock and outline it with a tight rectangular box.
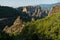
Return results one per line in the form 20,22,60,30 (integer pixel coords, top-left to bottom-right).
3,16,25,35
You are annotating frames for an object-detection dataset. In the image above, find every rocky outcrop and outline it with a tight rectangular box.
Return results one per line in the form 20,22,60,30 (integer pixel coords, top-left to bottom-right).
16,5,49,22
3,16,25,35
22,7,28,13
32,5,48,19
48,4,60,16
32,5,41,17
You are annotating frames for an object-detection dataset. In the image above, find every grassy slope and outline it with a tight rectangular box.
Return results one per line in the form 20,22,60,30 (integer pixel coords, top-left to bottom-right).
18,12,60,40
6,12,60,40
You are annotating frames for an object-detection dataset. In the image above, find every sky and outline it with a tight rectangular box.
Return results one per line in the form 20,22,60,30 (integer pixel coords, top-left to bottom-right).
0,0,60,8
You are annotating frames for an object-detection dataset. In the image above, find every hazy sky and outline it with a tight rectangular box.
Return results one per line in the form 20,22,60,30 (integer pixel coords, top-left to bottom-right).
0,0,60,8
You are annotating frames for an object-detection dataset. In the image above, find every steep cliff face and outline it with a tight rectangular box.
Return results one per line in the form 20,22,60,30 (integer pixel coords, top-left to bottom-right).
17,5,48,21
48,4,60,16
32,6,48,19
32,5,41,18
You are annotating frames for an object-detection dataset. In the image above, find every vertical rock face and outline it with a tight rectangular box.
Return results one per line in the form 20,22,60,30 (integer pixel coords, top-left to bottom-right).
32,5,48,19
48,5,60,16
36,5,42,18
26,6,35,16
3,16,25,35
17,5,48,22
32,5,42,19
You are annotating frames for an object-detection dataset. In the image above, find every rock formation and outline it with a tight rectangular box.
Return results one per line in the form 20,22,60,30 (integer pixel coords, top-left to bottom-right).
48,4,60,16
22,7,28,13
17,5,48,21
3,16,25,35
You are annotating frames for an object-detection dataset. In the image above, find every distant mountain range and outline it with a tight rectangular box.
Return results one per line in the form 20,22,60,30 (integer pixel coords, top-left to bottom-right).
40,2,60,10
